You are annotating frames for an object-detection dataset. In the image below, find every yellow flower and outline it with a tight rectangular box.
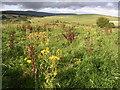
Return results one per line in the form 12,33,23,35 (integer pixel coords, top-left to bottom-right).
93,31,97,35
49,56,60,61
41,50,46,54
20,63,23,66
75,61,81,64
46,47,49,50
56,49,62,56
27,60,32,63
24,57,28,61
53,71,57,76
45,50,50,54
73,58,81,61
41,48,50,55
45,42,48,45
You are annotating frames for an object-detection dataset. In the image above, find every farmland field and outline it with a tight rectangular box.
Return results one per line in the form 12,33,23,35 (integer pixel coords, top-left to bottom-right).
2,14,120,88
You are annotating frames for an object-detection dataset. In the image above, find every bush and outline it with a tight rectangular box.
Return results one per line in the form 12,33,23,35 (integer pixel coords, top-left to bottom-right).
26,20,31,24
96,17,109,28
108,22,115,28
2,15,7,20
96,17,115,28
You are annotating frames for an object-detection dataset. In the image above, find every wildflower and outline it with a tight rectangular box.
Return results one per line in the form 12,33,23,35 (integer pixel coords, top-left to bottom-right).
56,49,62,56
49,56,60,61
93,31,97,35
41,50,46,54
53,71,57,76
73,58,81,64
41,47,50,55
20,63,23,66
45,42,48,45
73,58,81,61
96,36,101,40
27,60,32,63
45,50,50,54
24,57,28,61
46,47,49,50
75,61,81,64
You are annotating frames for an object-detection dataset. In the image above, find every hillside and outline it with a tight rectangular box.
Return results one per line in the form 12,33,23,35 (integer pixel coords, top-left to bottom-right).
1,11,118,26
31,14,118,25
2,11,76,17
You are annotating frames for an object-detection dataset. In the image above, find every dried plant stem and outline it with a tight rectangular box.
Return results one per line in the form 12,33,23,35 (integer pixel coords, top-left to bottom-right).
62,29,75,43
26,43,37,85
9,31,15,51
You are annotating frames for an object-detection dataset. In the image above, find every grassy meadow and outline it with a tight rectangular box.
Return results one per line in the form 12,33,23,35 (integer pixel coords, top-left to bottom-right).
2,14,119,88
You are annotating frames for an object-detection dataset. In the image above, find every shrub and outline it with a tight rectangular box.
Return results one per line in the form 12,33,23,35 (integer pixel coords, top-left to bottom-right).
26,20,31,24
107,22,115,28
2,15,7,20
96,17,109,28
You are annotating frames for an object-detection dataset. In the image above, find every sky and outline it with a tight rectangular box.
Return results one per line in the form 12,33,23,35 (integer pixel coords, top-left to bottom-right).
1,1,119,17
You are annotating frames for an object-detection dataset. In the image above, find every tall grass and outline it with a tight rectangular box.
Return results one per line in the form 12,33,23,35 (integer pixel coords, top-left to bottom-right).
2,17,119,88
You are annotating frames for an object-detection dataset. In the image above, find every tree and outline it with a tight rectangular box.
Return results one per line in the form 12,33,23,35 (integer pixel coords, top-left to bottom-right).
96,17,109,28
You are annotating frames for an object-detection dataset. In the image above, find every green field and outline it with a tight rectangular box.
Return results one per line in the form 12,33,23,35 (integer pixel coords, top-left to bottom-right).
31,14,118,25
2,14,119,88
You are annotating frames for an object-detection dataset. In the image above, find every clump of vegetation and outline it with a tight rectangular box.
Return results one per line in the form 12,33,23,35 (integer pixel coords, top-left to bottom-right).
108,22,115,28
26,20,31,24
96,17,115,28
2,15,7,20
62,28,75,43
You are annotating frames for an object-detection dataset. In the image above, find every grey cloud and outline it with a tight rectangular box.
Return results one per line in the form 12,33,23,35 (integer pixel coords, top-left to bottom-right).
2,2,118,10
1,0,120,2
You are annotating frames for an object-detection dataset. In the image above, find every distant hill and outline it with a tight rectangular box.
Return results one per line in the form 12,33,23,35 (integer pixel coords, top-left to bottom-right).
1,11,118,26
31,14,118,25
2,11,76,17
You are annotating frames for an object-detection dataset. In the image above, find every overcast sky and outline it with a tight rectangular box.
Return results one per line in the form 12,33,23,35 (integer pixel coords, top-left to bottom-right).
1,1,119,17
